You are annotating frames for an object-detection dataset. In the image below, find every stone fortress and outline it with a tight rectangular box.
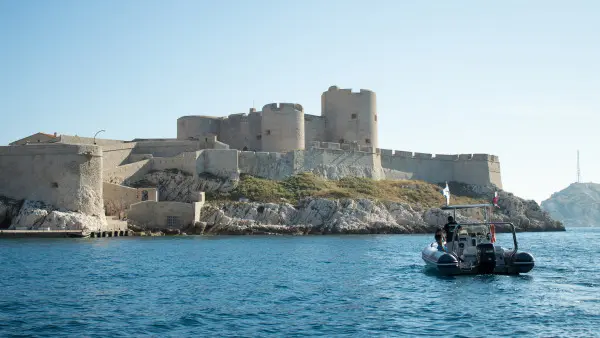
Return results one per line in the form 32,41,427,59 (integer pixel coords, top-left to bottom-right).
0,85,502,235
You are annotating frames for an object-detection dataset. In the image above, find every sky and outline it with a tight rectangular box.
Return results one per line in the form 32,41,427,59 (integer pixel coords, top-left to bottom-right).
1,0,598,203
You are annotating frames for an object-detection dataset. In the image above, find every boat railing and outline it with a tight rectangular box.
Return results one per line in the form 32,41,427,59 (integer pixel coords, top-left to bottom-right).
449,222,518,255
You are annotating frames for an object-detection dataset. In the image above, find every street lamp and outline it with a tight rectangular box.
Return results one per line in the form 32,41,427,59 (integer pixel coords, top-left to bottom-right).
93,130,105,145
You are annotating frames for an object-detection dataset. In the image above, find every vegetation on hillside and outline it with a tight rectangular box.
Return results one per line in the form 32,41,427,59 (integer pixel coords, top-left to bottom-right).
209,173,485,207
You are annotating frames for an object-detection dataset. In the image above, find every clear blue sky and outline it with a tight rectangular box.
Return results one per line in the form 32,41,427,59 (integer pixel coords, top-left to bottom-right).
1,0,598,203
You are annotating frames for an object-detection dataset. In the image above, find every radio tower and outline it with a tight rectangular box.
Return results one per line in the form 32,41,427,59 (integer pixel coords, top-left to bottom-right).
577,150,581,183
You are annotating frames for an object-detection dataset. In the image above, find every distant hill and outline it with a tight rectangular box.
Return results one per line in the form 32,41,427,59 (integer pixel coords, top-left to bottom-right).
541,183,600,227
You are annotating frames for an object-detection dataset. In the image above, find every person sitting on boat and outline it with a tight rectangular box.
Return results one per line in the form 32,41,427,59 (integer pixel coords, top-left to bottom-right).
434,228,446,251
443,216,459,242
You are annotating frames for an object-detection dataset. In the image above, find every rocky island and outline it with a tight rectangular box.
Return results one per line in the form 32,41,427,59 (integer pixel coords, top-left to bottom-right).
541,182,600,228
0,85,564,237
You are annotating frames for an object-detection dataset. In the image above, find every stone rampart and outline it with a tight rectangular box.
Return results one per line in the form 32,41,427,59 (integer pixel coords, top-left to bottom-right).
58,135,125,146
132,140,205,157
380,149,502,188
198,149,240,179
102,143,137,169
103,159,152,185
0,144,104,216
238,151,294,180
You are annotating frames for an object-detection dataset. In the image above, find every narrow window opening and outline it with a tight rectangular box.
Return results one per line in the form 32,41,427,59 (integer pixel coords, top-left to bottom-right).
351,113,357,119
365,138,371,144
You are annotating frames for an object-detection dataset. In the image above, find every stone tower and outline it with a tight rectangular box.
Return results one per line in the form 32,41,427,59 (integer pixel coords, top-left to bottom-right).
321,86,378,149
260,103,305,152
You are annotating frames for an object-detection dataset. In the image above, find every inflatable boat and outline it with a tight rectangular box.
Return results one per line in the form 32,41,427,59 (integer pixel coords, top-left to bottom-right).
422,203,535,275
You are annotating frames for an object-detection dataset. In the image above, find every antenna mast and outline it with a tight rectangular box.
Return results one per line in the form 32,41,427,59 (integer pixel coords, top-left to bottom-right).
577,150,581,183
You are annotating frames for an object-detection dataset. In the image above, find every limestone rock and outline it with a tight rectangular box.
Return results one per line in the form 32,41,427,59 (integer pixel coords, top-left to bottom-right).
5,198,107,232
127,171,238,202
541,182,600,228
10,200,51,229
39,211,106,231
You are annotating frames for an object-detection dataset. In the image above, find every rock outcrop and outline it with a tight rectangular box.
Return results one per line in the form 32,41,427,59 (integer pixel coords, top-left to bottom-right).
1,198,107,233
196,195,563,235
126,170,565,235
541,182,600,227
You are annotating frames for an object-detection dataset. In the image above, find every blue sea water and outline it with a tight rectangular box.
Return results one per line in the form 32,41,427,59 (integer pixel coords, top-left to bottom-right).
1,228,599,337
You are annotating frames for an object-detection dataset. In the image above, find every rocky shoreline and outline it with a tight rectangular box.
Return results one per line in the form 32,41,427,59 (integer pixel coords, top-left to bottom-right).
0,170,565,236
124,170,565,236
186,194,564,236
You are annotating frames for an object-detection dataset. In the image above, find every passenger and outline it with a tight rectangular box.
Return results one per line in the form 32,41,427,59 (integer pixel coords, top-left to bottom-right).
443,216,459,242
434,228,446,251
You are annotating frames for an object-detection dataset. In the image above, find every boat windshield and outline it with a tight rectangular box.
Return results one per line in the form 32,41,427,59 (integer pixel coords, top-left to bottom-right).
457,224,490,237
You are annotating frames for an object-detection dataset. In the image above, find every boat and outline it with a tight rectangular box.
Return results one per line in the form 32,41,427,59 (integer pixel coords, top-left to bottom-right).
421,203,535,275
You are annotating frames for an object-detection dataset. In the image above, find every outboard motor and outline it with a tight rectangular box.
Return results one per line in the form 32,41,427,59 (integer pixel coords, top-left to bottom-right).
476,243,496,274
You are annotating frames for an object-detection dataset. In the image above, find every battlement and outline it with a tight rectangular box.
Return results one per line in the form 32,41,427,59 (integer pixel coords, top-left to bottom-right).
377,149,499,162
309,141,376,153
326,85,373,95
262,102,304,112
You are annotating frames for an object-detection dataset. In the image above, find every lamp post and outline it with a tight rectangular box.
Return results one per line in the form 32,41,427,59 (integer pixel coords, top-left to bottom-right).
93,130,105,145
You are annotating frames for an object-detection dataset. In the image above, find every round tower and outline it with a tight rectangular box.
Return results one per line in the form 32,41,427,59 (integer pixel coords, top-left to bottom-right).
321,86,378,149
177,116,221,141
260,103,305,152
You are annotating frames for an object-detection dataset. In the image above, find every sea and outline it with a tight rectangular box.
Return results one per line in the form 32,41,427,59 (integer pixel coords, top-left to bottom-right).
1,228,598,338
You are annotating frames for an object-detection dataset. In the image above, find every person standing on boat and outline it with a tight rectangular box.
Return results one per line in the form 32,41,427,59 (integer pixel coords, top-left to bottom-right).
443,216,459,242
434,228,446,251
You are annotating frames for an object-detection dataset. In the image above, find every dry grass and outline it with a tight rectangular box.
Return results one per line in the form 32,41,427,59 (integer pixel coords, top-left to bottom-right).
219,173,484,207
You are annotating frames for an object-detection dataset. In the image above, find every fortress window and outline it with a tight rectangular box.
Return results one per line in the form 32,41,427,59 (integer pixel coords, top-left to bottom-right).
351,113,357,119
243,146,248,151
266,129,271,135
167,216,180,227
374,115,377,121
256,134,262,140
339,138,345,144
365,138,371,144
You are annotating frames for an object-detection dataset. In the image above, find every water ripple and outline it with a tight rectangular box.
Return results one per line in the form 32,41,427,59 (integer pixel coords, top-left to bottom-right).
0,230,599,337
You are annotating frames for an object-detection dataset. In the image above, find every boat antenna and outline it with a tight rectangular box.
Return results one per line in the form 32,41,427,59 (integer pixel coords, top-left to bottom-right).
577,150,581,183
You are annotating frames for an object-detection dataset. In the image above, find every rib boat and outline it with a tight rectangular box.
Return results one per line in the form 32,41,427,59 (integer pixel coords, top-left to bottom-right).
421,203,535,275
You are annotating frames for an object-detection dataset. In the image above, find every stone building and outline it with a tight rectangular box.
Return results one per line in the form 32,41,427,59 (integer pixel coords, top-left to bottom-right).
177,86,378,152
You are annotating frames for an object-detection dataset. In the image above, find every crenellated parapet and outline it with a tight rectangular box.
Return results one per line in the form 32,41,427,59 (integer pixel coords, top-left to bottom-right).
377,149,500,163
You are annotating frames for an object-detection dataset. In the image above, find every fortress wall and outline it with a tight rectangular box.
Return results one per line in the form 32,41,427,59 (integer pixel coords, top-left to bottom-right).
219,113,252,151
304,114,326,148
132,140,204,158
177,116,221,140
296,142,383,180
382,152,453,182
238,151,294,180
101,143,138,169
151,151,201,175
58,135,125,146
247,111,262,151
129,153,153,162
197,149,239,179
103,160,152,185
381,150,501,187
0,144,104,216
453,155,503,188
